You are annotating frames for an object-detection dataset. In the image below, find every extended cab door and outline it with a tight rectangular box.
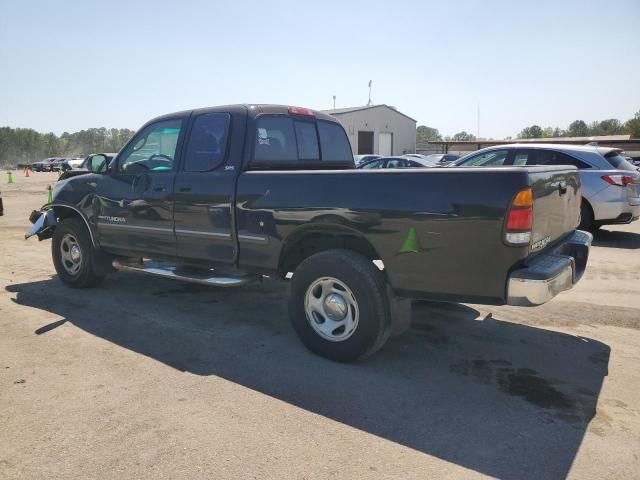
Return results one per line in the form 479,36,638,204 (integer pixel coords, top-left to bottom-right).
173,110,243,266
94,117,185,257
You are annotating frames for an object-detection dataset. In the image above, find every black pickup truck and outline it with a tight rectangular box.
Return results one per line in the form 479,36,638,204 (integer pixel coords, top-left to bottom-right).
26,104,592,361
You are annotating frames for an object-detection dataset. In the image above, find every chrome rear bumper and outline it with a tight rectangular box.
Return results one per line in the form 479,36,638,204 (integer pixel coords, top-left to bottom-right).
507,230,592,306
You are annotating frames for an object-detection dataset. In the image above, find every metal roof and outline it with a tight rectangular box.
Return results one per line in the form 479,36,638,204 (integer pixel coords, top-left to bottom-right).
322,104,417,123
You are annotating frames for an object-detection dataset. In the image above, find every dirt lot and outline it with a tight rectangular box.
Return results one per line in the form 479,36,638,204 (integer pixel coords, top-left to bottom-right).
1,172,639,480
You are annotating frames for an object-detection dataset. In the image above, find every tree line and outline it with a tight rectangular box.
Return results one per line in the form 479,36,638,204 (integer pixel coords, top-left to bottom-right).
416,110,640,146
0,127,135,168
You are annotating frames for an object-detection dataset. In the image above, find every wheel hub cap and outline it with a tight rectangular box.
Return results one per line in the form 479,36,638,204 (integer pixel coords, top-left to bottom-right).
304,277,359,342
60,233,82,275
70,245,81,262
323,293,348,321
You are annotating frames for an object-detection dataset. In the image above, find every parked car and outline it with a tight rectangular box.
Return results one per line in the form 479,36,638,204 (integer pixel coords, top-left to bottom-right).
410,153,461,165
449,144,640,230
358,155,437,169
31,158,58,172
26,104,590,362
52,158,71,172
353,154,381,166
66,157,86,169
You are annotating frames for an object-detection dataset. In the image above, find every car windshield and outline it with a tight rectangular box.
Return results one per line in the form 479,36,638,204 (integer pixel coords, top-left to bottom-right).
605,152,637,172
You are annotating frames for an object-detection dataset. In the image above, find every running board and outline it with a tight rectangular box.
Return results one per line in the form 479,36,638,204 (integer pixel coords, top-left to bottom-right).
112,259,260,287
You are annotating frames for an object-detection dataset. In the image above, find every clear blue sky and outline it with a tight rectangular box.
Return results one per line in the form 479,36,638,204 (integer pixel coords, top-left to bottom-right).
1,0,639,139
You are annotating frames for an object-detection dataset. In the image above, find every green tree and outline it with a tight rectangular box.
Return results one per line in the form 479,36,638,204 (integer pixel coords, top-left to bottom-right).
451,131,476,141
518,125,543,138
566,120,589,137
590,118,624,136
624,110,640,138
416,125,442,146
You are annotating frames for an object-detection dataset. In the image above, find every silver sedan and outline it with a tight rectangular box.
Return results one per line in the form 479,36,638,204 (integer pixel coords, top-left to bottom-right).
449,143,640,231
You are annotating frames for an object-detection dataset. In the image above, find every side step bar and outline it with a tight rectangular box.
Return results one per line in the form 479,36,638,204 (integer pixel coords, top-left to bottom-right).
112,259,260,287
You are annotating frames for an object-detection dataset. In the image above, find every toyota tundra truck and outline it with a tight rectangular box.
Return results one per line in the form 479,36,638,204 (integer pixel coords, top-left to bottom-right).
26,104,592,361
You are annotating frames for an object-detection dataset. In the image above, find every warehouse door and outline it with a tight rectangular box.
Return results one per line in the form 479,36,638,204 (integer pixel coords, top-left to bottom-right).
379,132,392,156
357,131,374,154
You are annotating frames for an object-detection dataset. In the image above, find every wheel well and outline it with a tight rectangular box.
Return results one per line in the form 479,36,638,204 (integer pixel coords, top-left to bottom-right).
279,231,381,275
51,205,96,247
581,198,595,220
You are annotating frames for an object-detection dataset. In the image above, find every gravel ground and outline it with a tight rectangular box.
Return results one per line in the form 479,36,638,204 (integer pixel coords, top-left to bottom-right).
1,172,639,480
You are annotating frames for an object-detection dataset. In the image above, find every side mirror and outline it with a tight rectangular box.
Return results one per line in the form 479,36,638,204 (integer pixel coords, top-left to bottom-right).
89,154,108,174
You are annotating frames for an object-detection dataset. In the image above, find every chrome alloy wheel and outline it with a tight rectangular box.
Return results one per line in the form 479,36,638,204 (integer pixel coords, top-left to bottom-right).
304,277,359,342
60,233,83,275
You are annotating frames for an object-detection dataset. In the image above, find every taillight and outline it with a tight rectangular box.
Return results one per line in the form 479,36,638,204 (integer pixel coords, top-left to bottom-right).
505,187,533,245
288,106,314,116
602,175,635,187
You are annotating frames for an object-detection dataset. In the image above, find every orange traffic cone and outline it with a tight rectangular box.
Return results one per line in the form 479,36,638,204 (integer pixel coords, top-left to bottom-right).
25,167,31,177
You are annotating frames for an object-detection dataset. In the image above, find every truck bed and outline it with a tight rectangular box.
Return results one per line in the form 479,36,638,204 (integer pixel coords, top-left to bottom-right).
235,165,581,304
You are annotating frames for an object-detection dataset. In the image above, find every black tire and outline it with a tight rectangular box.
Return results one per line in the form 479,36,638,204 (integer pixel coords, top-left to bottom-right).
52,217,108,288
289,249,392,362
578,201,595,231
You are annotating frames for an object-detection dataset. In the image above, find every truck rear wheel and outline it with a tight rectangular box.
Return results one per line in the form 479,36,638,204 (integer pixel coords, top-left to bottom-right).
52,217,107,288
288,249,392,362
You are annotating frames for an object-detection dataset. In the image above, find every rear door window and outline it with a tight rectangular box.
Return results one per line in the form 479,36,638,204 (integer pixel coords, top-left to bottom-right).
535,150,591,169
184,113,230,171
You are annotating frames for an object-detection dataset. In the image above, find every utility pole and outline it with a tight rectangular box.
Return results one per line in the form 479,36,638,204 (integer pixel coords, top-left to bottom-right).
477,103,480,140
333,95,336,111
367,80,372,106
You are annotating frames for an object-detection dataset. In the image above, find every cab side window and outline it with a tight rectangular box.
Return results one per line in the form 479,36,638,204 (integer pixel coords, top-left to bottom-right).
118,119,183,173
184,113,230,172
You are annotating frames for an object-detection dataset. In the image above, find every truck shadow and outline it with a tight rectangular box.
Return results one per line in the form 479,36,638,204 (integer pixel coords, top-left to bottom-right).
6,275,610,480
592,229,640,249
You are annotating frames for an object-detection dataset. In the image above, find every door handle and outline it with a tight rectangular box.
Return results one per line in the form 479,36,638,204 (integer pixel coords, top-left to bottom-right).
153,184,167,192
178,186,192,193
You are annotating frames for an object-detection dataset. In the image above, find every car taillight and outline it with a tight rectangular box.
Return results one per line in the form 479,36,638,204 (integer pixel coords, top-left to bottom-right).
505,187,533,245
602,174,635,187
288,106,314,116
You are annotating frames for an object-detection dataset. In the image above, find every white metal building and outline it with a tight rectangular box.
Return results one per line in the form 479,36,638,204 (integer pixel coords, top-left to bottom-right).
322,104,417,156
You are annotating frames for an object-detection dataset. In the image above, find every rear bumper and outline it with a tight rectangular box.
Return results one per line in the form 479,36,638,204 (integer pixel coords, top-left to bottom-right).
591,186,640,223
507,230,592,306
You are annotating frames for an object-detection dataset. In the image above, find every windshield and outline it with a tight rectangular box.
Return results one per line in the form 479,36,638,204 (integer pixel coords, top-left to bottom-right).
453,149,510,167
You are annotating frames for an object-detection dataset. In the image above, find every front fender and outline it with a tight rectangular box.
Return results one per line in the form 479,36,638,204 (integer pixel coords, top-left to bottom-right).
25,209,57,240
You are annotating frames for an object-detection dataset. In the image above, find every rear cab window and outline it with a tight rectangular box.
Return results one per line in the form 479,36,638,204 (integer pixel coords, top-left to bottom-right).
252,115,352,169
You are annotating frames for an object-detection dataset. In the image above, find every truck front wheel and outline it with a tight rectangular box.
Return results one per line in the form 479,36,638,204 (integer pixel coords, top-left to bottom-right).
52,217,108,288
289,249,392,362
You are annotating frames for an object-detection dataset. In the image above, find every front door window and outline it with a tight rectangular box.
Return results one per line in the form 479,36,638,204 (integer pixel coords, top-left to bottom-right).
118,119,183,173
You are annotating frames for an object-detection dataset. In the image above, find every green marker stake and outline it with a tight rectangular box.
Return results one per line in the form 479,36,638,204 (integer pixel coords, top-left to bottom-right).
7,172,14,184
399,227,419,253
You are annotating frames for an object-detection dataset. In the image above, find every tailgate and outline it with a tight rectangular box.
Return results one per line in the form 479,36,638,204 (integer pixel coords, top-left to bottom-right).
528,167,581,252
